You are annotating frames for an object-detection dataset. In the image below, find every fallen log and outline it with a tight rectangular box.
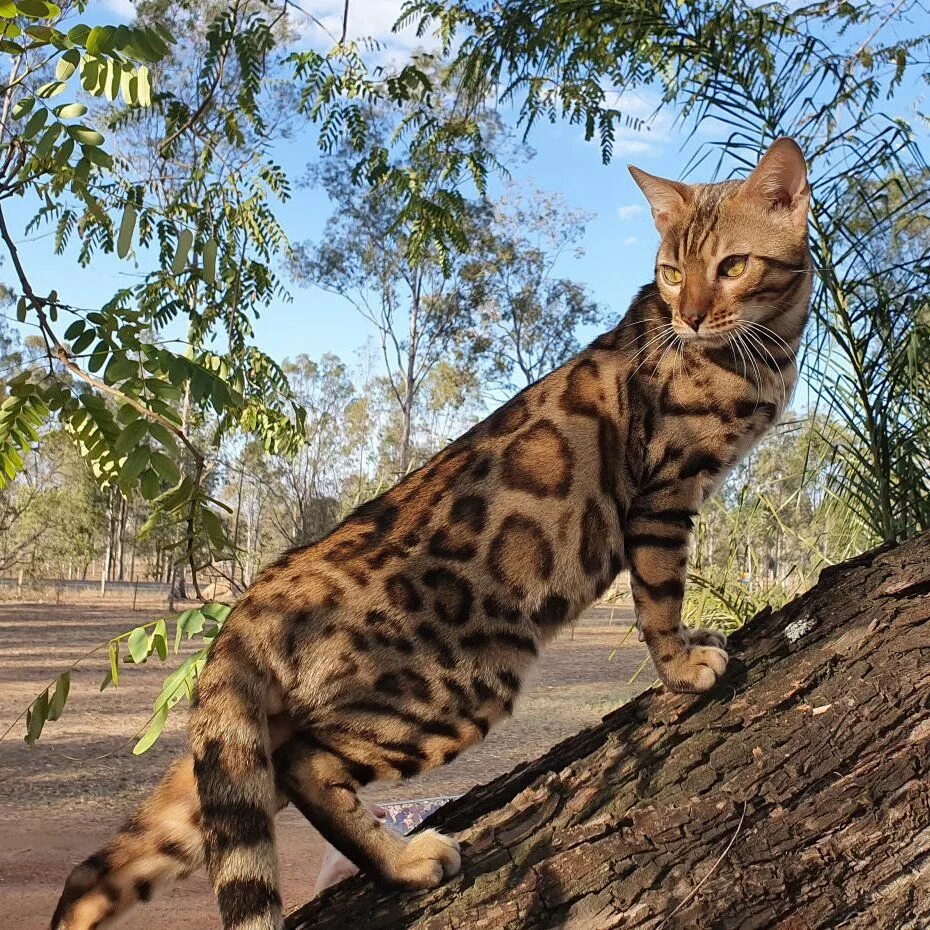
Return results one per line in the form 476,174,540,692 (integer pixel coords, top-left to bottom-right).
286,534,930,930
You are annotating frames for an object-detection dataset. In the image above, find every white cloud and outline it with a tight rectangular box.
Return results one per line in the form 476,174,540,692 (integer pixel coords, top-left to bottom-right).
616,204,645,220
623,236,639,246
292,0,427,59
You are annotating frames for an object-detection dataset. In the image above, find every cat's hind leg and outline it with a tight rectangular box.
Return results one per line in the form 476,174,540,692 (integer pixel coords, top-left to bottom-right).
274,735,460,890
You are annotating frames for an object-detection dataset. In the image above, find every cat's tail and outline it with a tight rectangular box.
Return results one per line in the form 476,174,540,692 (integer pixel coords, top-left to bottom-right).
50,755,204,930
188,634,282,930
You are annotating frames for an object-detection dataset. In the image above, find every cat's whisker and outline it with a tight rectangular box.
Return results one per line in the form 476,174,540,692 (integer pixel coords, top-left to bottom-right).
740,317,797,376
725,330,749,385
630,327,678,379
739,323,789,407
742,318,798,359
735,328,766,406
655,331,682,380
624,323,676,368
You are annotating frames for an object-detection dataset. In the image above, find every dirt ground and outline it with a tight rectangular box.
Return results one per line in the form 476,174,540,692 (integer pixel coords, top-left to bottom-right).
0,600,651,929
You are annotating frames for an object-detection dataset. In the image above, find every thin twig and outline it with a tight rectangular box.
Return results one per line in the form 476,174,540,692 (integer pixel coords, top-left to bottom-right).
159,2,240,156
340,0,350,44
658,800,749,928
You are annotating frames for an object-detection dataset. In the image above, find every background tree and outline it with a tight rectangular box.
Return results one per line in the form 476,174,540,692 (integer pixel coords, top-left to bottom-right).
466,187,605,393
295,104,495,476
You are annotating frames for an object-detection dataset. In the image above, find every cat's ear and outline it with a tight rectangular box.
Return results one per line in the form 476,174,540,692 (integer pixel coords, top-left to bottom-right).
742,138,809,214
628,166,691,234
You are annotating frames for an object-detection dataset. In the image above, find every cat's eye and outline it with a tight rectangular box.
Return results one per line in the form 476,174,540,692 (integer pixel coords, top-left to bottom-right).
719,255,748,278
661,265,682,285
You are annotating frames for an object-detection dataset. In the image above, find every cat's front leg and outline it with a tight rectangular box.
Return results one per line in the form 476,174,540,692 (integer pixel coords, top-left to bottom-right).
624,507,727,693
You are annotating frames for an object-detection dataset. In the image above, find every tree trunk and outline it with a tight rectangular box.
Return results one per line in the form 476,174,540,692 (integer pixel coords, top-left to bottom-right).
287,533,930,930
116,494,127,581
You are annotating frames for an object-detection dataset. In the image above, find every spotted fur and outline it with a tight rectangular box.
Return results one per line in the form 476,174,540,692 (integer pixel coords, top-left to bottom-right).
52,138,812,930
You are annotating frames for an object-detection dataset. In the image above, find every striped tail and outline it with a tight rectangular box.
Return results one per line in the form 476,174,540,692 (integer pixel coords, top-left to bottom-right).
189,640,281,930
51,757,204,930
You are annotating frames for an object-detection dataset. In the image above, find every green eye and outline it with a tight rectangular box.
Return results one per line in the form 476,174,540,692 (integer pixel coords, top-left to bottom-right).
720,255,747,278
661,265,682,285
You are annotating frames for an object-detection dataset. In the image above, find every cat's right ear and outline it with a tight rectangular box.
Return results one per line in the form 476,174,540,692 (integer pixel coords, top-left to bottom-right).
628,166,691,234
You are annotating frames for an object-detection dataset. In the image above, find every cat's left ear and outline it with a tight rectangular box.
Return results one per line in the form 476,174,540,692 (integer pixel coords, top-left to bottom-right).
742,137,810,217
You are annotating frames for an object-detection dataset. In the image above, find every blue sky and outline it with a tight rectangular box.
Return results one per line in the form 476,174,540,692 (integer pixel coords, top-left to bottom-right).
5,0,927,382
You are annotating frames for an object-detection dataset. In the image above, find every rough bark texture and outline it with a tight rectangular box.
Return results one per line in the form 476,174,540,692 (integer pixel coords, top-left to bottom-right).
286,534,930,930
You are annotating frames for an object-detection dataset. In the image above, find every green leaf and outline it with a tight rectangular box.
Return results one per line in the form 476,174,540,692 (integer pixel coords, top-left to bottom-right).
54,102,87,119
47,672,70,721
178,607,205,638
87,340,108,372
171,228,193,275
104,59,120,102
136,64,151,107
15,296,26,322
23,106,48,140
64,319,84,341
113,417,147,454
36,81,67,100
152,618,168,661
117,203,136,259
201,508,226,550
139,466,159,500
149,450,180,483
103,353,136,385
201,602,231,623
202,237,217,285
71,328,95,354
83,145,112,168
145,378,181,401
16,0,60,20
132,705,167,754
146,420,178,453
119,444,149,483
56,48,81,81
25,688,48,746
120,65,136,106
154,474,194,513
0,2,18,17
126,625,150,664
11,96,34,119
34,121,62,159
66,22,90,44
66,125,105,146
86,25,114,55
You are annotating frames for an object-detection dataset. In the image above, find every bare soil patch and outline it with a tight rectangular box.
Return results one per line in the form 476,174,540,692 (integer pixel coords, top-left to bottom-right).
0,601,650,929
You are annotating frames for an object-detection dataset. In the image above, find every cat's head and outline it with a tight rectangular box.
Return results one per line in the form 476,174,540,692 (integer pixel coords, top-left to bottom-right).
629,138,811,342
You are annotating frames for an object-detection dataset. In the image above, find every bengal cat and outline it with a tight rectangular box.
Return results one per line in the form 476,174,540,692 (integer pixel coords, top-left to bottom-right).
51,137,812,930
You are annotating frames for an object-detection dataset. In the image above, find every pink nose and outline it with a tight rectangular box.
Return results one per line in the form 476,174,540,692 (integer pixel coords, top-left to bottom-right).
680,310,706,332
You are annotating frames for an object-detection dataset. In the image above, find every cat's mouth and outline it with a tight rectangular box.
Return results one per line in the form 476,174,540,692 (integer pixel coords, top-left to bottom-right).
672,323,736,345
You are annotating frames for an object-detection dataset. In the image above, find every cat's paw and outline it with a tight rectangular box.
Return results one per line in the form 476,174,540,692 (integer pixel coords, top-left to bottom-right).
682,625,728,651
658,643,728,693
389,830,461,889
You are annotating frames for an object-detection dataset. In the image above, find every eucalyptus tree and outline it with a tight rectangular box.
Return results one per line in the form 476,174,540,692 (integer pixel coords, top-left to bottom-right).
295,105,498,475
464,186,604,394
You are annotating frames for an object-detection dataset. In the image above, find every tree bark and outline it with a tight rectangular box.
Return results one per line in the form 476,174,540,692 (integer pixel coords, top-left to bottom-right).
286,533,930,930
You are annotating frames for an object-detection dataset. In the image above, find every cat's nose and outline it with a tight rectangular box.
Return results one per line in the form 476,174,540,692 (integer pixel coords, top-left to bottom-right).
680,309,707,331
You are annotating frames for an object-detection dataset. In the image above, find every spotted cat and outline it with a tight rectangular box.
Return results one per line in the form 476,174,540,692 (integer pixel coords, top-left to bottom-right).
52,138,812,930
